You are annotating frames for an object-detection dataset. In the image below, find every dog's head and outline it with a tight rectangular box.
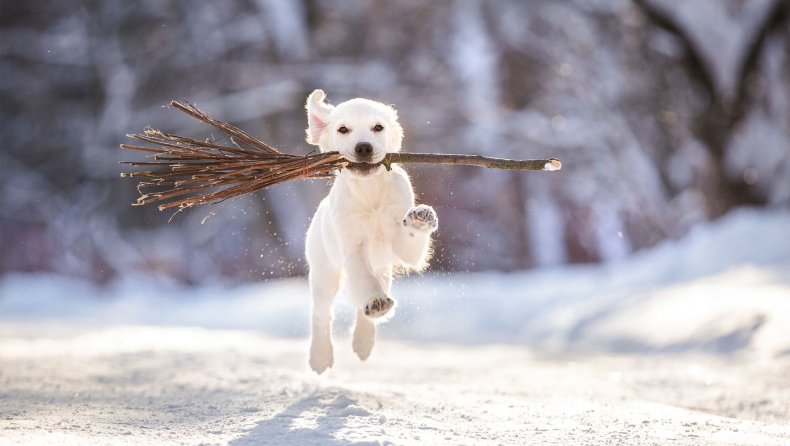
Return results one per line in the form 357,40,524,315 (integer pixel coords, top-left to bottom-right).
305,89,403,179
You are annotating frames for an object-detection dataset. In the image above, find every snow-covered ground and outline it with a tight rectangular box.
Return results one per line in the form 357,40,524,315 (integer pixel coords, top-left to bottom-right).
1,208,789,445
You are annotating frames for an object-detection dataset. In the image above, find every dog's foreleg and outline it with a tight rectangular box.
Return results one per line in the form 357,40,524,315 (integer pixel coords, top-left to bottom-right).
343,249,395,318
394,204,439,269
352,264,394,359
308,265,340,374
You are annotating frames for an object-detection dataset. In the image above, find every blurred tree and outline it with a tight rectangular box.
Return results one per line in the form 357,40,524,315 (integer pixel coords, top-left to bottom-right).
1,0,787,284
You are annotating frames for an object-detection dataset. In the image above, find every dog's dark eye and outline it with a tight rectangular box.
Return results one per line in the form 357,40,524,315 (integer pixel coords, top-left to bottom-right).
373,124,384,132
338,126,349,134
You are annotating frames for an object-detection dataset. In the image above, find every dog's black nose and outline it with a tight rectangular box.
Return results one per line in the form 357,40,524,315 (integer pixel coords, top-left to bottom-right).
354,142,373,158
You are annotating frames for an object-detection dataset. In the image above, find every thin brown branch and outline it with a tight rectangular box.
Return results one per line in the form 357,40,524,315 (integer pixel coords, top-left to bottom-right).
382,152,561,171
169,101,280,154
121,100,561,214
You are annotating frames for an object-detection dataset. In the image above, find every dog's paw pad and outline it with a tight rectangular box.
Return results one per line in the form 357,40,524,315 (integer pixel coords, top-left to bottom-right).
403,204,438,233
364,296,395,318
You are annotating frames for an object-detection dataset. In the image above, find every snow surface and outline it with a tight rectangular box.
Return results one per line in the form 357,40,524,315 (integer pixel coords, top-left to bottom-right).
2,326,789,445
1,208,789,444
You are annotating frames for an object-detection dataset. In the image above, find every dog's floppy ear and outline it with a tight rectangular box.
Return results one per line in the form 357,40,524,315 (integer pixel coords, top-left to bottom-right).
305,89,334,146
386,105,404,152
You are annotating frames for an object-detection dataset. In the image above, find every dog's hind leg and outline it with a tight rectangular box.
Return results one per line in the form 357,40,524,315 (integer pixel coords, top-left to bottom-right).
352,308,376,360
308,264,340,374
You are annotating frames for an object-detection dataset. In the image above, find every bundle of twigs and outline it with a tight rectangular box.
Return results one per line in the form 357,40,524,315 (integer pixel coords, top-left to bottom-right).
121,101,561,212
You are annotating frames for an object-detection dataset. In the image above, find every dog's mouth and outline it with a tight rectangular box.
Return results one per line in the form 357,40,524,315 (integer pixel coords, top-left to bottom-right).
345,162,381,177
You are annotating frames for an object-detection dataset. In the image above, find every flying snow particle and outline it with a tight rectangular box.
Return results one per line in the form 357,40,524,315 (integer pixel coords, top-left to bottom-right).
551,115,566,130
743,168,759,185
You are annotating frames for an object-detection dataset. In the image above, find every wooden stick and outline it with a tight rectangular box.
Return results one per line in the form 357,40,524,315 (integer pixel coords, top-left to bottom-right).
168,101,280,154
120,100,561,213
381,152,561,171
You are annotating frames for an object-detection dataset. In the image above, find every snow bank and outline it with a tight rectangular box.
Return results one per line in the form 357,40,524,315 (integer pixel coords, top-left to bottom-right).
2,208,789,357
388,208,790,357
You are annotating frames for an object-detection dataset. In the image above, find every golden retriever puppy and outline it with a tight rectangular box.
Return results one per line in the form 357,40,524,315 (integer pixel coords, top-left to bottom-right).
304,90,438,374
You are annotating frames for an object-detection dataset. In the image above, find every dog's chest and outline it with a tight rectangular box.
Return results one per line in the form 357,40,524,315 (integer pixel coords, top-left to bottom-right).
348,187,403,229
332,176,410,242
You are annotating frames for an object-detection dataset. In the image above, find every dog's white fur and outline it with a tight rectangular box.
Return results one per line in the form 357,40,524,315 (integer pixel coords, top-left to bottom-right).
304,90,438,374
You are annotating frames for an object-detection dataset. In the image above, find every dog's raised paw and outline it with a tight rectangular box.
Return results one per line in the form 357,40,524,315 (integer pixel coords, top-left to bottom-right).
403,204,438,233
364,295,395,318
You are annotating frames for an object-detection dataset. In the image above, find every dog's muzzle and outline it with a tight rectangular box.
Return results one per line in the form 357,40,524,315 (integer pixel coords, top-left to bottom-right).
345,162,380,176
344,142,383,176
354,142,374,159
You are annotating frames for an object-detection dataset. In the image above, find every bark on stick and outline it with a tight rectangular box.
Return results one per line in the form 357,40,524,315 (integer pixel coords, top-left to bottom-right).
120,101,561,213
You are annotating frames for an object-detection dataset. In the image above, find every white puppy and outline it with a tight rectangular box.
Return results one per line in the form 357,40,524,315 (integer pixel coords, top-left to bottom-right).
304,90,438,374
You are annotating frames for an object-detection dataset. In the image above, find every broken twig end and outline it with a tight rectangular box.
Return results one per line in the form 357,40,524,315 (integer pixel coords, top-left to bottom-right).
544,159,562,171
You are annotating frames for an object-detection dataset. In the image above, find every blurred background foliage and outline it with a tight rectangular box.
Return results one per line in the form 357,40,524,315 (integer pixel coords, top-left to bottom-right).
1,0,788,285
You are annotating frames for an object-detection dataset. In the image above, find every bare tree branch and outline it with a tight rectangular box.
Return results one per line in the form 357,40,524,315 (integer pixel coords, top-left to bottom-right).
121,101,561,213
383,152,560,171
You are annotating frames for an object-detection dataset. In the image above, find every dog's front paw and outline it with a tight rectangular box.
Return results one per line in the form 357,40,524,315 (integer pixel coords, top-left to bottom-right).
364,295,395,319
403,204,438,233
